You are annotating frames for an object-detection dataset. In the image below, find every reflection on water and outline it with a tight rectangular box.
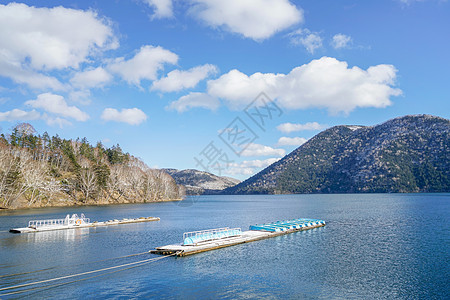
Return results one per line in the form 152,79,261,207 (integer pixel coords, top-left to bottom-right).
25,228,91,243
0,228,90,249
0,194,449,299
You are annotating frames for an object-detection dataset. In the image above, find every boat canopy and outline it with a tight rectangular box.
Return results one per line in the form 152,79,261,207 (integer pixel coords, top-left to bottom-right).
183,227,242,245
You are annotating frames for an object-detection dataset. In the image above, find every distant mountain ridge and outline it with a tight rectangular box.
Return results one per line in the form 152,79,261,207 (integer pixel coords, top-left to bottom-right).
223,115,449,194
163,169,240,195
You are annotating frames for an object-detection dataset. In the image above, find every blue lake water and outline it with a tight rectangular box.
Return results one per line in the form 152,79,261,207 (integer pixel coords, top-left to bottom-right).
0,194,449,299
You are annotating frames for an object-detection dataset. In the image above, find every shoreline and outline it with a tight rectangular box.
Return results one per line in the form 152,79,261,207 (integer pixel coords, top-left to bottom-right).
0,198,184,212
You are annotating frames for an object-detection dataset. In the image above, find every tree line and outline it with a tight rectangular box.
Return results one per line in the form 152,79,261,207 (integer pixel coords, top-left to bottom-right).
0,123,184,209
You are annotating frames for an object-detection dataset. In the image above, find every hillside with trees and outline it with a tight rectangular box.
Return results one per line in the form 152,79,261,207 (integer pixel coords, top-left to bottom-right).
164,168,240,195
223,115,450,194
0,123,184,209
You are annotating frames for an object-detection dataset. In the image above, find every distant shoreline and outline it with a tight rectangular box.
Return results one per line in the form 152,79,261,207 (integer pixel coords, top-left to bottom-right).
0,198,184,211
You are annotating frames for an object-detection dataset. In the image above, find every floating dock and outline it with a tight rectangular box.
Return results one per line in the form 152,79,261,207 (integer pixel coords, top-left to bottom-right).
151,218,326,257
10,213,160,233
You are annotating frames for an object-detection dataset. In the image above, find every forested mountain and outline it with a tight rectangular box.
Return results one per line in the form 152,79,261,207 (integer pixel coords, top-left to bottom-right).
223,115,449,194
163,168,240,195
0,123,184,209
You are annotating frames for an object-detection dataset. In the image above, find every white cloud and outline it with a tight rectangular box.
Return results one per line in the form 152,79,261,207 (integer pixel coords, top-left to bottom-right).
45,116,72,128
277,122,326,133
207,69,278,110
108,45,178,86
70,67,113,89
69,90,92,105
0,109,41,122
0,107,74,127
189,0,303,40
143,0,173,19
0,59,65,91
151,64,218,92
398,0,425,4
226,158,280,176
289,29,323,54
396,0,444,5
277,137,308,146
301,33,323,54
0,3,117,71
25,93,89,121
331,33,352,49
167,92,220,112
241,143,285,157
207,56,402,114
101,108,147,125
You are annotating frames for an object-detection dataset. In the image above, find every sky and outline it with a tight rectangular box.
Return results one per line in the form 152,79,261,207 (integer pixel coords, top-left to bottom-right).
0,0,449,180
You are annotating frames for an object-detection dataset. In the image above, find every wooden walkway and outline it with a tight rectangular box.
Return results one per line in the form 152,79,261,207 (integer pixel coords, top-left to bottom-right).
151,223,325,257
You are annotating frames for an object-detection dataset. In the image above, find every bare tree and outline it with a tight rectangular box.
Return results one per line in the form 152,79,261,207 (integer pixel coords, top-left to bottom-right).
42,178,62,205
142,170,158,201
15,123,36,136
123,166,145,200
0,148,28,207
78,167,97,202
21,151,47,206
71,140,81,157
107,164,127,202
0,146,13,207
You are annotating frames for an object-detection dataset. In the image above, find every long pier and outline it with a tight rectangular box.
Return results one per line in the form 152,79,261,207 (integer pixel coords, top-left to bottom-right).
151,218,326,257
10,215,160,233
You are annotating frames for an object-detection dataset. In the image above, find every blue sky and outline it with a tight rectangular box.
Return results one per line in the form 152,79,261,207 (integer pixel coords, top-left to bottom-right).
0,0,449,180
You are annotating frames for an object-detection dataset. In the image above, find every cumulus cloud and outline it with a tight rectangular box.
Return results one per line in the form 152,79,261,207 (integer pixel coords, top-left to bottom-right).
0,3,117,71
70,67,113,89
45,116,73,128
0,109,41,122
277,122,326,133
396,0,444,5
277,137,308,146
151,64,218,92
25,93,89,121
189,0,303,40
0,107,77,127
397,0,429,4
240,143,285,157
167,92,220,112
289,29,323,54
69,90,92,105
143,0,173,19
0,59,65,91
207,56,402,114
226,158,280,176
207,70,277,110
108,45,178,86
101,108,147,125
331,33,352,49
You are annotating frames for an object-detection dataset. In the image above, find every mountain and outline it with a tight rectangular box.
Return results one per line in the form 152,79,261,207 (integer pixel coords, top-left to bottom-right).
164,169,240,195
223,115,450,194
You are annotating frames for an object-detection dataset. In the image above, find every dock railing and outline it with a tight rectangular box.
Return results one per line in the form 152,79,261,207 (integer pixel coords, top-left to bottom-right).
28,213,90,228
183,227,242,245
28,218,66,228
249,218,326,232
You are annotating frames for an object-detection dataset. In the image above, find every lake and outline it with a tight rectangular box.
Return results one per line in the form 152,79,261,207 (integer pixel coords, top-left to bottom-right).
0,194,449,299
